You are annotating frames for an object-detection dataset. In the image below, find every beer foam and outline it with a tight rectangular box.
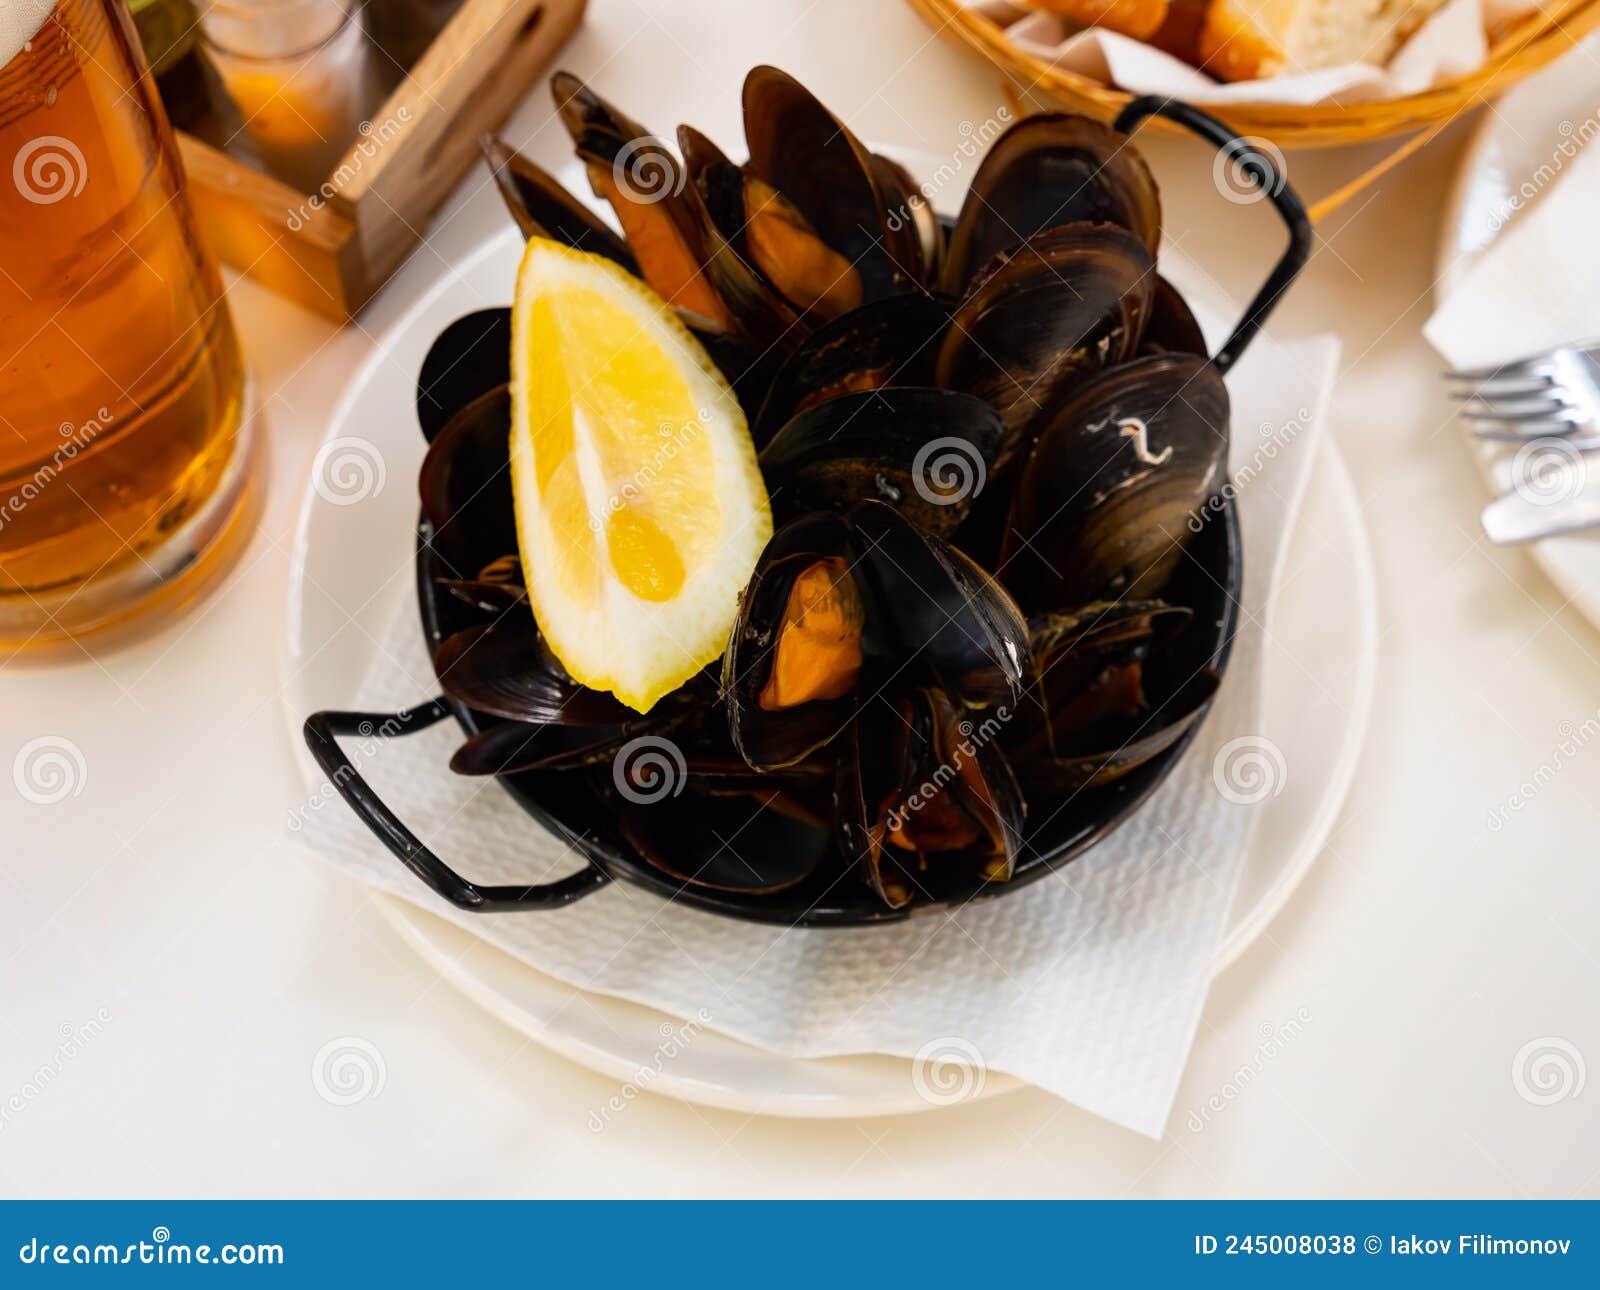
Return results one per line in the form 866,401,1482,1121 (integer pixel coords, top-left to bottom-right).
0,0,59,72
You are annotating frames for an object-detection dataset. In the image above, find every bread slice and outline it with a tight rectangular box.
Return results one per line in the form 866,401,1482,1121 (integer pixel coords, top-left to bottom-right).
1199,0,1449,80
1025,1,1171,41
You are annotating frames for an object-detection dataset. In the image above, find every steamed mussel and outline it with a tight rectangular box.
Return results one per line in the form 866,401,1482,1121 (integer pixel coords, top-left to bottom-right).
410,70,1304,914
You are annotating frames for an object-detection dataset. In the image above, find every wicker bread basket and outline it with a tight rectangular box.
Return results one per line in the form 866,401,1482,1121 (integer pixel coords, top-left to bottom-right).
906,0,1600,149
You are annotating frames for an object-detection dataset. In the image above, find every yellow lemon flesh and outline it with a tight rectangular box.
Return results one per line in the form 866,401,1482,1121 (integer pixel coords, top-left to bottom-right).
509,239,772,713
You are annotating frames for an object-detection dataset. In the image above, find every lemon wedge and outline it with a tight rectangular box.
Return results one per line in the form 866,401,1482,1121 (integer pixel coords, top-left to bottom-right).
509,239,772,713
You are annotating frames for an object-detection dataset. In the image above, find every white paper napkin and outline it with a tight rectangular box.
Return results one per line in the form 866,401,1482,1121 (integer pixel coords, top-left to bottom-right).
299,332,1340,1138
1424,133,1600,369
972,0,1538,105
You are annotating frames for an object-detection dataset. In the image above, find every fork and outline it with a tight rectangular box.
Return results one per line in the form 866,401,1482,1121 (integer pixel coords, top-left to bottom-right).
1445,341,1600,445
1445,342,1600,544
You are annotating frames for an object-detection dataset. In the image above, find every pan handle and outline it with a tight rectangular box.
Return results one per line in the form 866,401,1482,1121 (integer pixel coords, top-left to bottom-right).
302,701,612,912
1113,96,1312,376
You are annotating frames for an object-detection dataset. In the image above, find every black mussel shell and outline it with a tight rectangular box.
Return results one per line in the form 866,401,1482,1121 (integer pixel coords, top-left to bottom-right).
696,332,783,421
849,502,1031,710
618,781,833,894
416,308,512,443
836,689,1025,909
751,292,954,446
1031,600,1194,672
678,125,804,349
434,619,640,726
940,114,1161,293
1011,599,1191,740
1142,275,1208,358
480,135,638,271
1007,600,1218,793
1016,667,1221,794
742,65,923,301
935,222,1156,464
550,72,729,331
723,503,1032,773
723,514,865,772
418,385,517,577
450,719,638,776
438,555,527,614
1002,352,1229,609
759,387,1007,535
871,153,944,284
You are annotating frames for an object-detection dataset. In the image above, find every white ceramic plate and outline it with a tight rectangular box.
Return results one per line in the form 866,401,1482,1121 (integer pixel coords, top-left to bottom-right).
1436,26,1600,628
285,163,1376,1117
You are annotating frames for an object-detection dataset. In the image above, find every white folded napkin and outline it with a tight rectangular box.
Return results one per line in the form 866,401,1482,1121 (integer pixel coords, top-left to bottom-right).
1424,133,1600,369
972,0,1538,106
299,330,1340,1138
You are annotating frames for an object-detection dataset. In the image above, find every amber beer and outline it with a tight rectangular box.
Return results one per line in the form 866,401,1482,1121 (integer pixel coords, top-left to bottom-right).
0,0,253,647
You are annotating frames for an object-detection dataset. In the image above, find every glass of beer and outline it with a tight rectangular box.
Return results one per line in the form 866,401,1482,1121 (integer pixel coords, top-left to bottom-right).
0,0,259,653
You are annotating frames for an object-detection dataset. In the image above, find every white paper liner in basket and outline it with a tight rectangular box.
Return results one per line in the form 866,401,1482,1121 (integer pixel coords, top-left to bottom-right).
970,0,1543,106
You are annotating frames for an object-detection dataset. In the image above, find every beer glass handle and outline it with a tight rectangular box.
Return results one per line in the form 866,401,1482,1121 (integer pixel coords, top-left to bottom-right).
302,701,613,912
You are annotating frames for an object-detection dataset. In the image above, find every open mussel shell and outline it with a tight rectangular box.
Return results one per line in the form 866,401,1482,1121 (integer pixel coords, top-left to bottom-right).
1032,599,1192,661
759,387,1007,535
418,385,517,577
434,619,640,726
836,689,1025,909
1004,598,1221,793
1016,667,1221,794
742,65,923,301
935,222,1156,462
940,114,1161,293
480,135,638,271
550,71,729,330
751,293,954,446
438,554,527,614
723,513,864,772
1002,352,1230,610
1009,598,1190,738
677,125,803,348
416,308,512,443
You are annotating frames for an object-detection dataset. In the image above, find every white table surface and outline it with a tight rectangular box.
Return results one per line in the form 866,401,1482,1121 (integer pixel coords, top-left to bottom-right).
4,0,1599,1199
